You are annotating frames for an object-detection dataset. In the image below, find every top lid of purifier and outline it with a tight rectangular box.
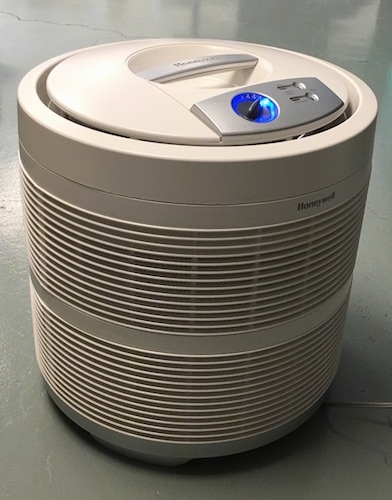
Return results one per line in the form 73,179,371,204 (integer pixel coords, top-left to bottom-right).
46,39,349,145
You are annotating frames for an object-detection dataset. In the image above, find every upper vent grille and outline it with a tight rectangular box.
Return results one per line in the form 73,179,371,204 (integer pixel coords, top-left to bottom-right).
21,167,366,335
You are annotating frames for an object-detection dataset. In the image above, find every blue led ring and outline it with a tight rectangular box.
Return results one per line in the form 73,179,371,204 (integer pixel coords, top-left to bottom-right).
232,92,279,123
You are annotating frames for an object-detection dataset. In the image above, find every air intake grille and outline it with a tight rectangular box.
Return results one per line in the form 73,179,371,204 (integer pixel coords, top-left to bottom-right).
33,289,347,443
21,167,365,335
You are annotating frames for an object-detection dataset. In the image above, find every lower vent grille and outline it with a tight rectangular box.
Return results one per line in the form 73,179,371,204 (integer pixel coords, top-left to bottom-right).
33,288,347,443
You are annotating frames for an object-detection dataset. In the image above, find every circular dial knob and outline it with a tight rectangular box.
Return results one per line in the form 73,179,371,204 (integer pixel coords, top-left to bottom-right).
231,92,279,123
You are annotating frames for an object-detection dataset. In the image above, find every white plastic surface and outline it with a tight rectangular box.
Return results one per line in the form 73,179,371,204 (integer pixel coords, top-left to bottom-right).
46,40,349,145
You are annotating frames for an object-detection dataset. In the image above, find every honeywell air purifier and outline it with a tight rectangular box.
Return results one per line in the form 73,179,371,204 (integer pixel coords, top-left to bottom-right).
18,39,377,465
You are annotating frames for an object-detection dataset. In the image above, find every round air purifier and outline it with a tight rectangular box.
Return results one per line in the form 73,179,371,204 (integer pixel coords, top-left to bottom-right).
18,39,377,465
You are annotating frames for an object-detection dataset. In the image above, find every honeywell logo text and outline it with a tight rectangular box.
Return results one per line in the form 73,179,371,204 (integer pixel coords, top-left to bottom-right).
297,192,336,211
173,56,220,67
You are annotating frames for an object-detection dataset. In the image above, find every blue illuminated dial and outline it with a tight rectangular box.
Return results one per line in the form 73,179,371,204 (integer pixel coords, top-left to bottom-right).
231,92,279,123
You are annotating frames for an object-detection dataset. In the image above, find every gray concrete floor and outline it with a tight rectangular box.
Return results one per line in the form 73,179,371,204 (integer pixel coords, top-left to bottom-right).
1,1,392,499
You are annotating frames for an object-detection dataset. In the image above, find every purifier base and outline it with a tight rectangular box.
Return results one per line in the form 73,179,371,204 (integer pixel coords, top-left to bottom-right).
44,382,328,466
93,437,192,466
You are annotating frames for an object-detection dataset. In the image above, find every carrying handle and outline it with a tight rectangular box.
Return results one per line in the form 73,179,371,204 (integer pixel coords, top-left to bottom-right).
136,53,258,83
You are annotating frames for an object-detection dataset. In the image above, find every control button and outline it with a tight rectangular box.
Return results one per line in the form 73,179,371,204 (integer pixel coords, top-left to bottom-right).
306,92,319,101
290,93,320,103
277,81,306,91
231,93,279,123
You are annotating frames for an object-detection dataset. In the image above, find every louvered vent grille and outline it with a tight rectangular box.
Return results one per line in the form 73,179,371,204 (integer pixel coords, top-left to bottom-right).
33,289,347,442
21,166,365,335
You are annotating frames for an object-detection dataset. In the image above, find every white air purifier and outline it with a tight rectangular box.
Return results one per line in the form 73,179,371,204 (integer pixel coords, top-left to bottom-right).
18,39,377,465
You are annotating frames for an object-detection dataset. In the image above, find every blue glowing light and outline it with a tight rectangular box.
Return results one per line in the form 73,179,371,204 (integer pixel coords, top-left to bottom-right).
231,92,279,122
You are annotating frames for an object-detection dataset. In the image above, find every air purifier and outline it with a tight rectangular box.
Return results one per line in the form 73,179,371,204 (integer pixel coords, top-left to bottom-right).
18,39,377,465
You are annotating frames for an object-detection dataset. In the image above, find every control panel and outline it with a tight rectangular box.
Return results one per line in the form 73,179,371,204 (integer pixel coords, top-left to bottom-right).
191,77,345,144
